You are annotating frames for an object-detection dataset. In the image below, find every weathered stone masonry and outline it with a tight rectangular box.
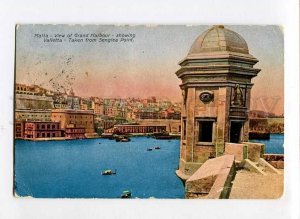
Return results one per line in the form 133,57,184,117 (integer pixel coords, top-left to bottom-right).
176,25,261,177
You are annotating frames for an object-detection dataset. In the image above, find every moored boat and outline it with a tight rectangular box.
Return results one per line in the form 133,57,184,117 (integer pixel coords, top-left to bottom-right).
120,138,130,142
115,135,131,142
121,191,131,198
101,169,117,175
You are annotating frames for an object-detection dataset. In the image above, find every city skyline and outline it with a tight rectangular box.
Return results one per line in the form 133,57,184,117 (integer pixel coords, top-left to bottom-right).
16,25,284,115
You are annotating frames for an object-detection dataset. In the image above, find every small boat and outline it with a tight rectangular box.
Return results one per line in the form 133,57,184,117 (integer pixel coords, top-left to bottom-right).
101,169,117,175
115,135,131,142
121,191,131,198
147,148,152,151
154,146,161,150
120,138,130,142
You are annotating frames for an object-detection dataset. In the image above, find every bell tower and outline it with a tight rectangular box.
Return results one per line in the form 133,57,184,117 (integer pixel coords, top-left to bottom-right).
176,25,261,177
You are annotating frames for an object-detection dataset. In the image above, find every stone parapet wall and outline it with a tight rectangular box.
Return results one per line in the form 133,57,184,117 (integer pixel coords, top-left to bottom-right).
245,142,264,162
206,159,236,199
185,155,235,199
224,143,245,161
224,142,264,162
193,145,216,163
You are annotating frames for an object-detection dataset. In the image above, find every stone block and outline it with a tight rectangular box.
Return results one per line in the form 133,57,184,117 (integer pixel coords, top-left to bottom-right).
185,155,235,199
224,143,245,161
245,142,264,162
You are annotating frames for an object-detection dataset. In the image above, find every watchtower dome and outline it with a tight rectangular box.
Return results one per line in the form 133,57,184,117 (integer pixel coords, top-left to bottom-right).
176,25,260,177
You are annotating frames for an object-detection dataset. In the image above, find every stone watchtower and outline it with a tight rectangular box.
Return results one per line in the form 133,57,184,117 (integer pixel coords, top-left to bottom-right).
176,25,261,177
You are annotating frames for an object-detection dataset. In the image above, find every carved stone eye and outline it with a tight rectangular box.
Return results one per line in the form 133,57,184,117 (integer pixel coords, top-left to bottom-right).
199,91,214,103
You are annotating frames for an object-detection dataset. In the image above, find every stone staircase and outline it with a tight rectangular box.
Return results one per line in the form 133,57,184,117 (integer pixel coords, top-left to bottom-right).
243,158,281,175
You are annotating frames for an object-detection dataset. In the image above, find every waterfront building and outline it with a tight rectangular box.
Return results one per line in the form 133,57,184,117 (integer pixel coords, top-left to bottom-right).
175,25,260,176
15,109,52,139
24,121,62,139
15,121,25,138
136,119,181,134
113,124,166,134
102,117,117,130
51,109,95,134
15,109,52,122
65,124,85,139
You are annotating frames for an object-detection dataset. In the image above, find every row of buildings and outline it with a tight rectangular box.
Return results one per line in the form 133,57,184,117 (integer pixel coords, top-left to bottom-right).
15,83,181,120
15,109,95,139
15,83,182,140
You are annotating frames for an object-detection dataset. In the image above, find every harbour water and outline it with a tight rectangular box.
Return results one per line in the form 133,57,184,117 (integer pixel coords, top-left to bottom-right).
14,134,284,198
251,134,284,154
15,137,184,198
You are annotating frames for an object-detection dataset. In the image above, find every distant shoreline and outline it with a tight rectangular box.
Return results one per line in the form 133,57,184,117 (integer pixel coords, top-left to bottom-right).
14,133,283,142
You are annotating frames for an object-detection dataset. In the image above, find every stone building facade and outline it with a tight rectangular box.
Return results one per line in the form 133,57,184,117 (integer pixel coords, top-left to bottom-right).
113,124,166,134
16,94,54,110
15,121,25,138
136,119,181,134
24,121,62,139
176,25,260,176
51,109,95,134
65,124,86,139
15,109,52,122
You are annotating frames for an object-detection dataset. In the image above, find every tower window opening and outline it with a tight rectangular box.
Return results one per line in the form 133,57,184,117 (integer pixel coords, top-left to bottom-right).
198,121,213,142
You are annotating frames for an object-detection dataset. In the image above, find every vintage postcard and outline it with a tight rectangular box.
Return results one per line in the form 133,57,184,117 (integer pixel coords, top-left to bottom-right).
14,24,284,199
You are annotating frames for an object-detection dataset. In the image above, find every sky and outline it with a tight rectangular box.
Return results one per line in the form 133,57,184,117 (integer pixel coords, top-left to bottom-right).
16,25,284,115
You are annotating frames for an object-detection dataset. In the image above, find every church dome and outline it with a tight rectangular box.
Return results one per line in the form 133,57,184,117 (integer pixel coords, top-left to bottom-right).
188,25,249,55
